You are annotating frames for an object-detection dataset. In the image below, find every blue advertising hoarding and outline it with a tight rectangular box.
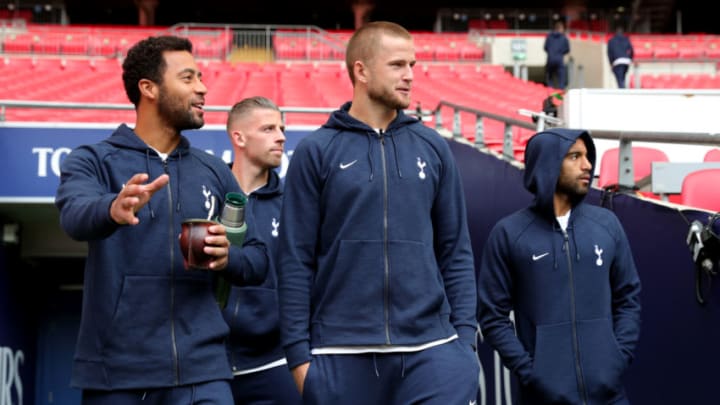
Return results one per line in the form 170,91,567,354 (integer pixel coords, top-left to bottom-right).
0,123,314,201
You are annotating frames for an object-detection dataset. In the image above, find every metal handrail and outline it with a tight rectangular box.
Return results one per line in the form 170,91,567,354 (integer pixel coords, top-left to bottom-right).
6,98,714,186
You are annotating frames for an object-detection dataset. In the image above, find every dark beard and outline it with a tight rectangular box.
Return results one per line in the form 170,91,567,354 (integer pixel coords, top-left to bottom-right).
157,89,204,131
557,177,589,199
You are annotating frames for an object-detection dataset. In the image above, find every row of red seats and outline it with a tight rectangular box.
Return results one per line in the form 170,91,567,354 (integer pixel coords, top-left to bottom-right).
0,57,546,149
2,32,231,58
630,35,720,60
7,23,720,65
273,34,485,62
636,73,720,89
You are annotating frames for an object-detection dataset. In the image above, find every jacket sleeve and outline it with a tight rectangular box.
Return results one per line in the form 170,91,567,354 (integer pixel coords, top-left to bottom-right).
55,146,121,241
433,143,478,347
277,138,322,369
477,224,534,385
215,163,268,286
224,224,268,286
610,217,642,365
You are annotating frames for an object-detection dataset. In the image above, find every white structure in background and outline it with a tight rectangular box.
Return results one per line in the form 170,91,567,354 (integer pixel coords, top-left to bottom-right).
563,88,720,197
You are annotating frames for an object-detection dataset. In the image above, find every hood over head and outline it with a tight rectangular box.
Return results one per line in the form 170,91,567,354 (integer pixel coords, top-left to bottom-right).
523,128,596,217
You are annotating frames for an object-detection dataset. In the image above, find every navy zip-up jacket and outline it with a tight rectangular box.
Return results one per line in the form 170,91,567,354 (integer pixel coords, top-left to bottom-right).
55,124,268,390
223,169,285,372
477,129,641,404
544,31,570,67
278,102,477,369
607,33,634,64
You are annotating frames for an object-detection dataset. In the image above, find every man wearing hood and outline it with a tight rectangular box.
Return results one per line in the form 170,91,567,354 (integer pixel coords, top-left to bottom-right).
55,36,268,404
277,21,479,404
477,129,642,404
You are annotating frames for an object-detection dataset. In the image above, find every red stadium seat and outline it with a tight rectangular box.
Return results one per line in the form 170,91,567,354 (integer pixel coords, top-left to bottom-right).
680,168,720,211
597,146,669,189
2,35,33,53
652,46,679,59
632,45,653,60
704,148,720,162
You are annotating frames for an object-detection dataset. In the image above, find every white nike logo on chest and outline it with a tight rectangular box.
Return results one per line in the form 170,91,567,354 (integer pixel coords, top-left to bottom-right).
532,252,549,261
339,160,357,169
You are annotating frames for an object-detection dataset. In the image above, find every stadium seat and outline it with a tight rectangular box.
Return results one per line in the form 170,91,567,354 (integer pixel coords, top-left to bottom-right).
597,146,669,189
680,168,720,211
652,46,679,59
704,148,720,162
632,42,654,60
2,35,33,53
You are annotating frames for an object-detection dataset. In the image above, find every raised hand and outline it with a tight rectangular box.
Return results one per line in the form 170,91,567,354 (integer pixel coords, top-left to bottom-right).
110,173,170,225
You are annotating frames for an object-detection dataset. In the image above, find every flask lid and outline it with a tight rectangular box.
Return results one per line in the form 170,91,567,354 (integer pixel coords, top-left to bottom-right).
220,192,246,227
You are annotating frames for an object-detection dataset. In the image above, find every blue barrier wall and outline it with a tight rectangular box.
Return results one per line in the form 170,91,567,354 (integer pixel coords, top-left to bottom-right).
0,241,35,405
450,140,720,404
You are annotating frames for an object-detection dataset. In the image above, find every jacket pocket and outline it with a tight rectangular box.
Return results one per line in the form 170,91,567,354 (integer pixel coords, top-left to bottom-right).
318,240,385,326
104,275,173,362
529,322,579,403
577,318,625,401
224,286,279,345
387,239,446,314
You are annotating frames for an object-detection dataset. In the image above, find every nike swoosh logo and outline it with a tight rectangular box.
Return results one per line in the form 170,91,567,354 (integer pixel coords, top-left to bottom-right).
339,160,358,169
532,252,549,261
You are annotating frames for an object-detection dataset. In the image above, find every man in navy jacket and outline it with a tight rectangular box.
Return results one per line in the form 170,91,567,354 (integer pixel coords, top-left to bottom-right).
223,96,301,404
277,21,479,404
608,25,635,88
477,129,642,404
55,36,267,404
544,19,570,89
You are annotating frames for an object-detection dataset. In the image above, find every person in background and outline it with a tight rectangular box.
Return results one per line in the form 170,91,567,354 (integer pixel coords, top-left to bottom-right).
544,19,570,89
477,128,642,404
277,21,480,404
223,96,301,405
55,35,267,405
608,25,635,88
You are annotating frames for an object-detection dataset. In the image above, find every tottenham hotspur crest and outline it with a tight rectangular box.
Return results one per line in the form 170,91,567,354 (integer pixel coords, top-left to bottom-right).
271,218,279,237
417,157,427,180
594,244,604,266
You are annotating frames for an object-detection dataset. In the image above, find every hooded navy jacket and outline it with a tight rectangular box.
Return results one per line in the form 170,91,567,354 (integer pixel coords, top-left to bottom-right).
278,102,477,369
223,168,285,372
544,31,570,67
477,129,641,404
607,32,634,64
55,124,268,390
